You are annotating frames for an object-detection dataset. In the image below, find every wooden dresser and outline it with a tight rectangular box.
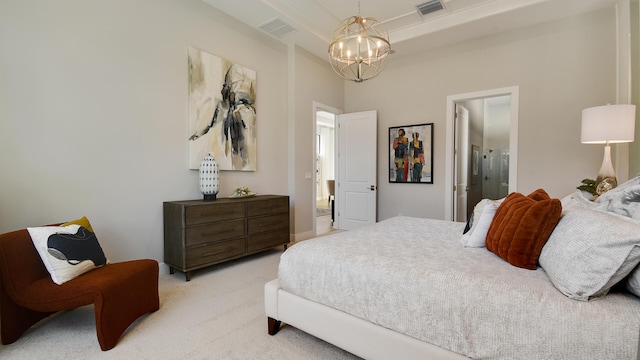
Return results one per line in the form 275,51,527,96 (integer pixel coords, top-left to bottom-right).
163,195,290,281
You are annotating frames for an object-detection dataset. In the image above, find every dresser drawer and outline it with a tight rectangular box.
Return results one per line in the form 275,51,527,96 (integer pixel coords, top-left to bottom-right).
248,197,288,217
247,228,289,253
186,238,245,268
185,220,245,247
247,214,289,234
185,203,245,226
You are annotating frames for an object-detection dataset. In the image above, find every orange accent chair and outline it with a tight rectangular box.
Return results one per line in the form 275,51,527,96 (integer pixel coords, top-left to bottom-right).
0,227,159,351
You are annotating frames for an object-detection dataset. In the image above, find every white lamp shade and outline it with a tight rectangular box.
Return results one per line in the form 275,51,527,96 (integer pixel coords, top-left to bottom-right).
581,104,636,144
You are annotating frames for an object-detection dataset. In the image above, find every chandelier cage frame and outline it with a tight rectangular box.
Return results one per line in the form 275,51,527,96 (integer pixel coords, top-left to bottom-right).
328,13,391,83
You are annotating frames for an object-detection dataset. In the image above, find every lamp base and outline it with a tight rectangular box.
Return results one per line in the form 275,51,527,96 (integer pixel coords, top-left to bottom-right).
595,145,617,195
203,194,217,201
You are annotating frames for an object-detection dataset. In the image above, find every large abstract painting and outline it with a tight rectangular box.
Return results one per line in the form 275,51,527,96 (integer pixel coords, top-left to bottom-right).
188,47,257,171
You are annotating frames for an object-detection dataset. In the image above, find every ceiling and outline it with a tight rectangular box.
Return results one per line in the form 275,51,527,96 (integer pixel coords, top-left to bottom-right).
201,0,618,60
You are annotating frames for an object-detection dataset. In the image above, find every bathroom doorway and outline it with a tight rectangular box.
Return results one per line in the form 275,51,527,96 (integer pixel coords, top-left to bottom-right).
445,86,519,222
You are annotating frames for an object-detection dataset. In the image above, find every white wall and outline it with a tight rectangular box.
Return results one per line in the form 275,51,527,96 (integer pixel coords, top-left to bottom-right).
0,1,630,257
292,47,344,239
344,8,618,221
0,0,298,262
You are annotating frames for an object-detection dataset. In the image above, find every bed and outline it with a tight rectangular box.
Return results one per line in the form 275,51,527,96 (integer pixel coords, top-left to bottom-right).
265,183,640,360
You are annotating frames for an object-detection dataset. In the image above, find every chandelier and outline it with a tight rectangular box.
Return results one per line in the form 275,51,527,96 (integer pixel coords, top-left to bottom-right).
328,2,391,83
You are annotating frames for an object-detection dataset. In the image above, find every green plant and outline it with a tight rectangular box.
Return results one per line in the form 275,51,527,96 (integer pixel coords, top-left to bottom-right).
576,178,597,196
233,186,252,196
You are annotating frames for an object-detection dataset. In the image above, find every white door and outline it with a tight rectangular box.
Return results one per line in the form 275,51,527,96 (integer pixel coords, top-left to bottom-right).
455,105,469,222
335,110,377,230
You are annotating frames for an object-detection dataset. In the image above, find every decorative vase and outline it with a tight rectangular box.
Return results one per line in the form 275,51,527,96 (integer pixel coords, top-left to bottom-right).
199,153,219,200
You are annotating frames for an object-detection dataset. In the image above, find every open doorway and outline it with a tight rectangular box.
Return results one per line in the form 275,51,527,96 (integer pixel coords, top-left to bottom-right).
445,86,519,222
314,108,337,236
455,96,511,221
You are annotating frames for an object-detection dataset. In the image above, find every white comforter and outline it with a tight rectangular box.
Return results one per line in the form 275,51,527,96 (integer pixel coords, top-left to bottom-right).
278,216,640,360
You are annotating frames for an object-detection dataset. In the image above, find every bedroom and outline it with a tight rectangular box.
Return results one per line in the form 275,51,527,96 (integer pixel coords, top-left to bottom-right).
0,0,638,356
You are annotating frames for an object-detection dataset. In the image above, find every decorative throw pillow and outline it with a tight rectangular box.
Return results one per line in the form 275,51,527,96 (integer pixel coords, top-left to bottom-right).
61,215,95,232
527,188,550,202
539,206,640,301
460,199,502,248
462,211,475,234
27,224,108,285
485,189,562,270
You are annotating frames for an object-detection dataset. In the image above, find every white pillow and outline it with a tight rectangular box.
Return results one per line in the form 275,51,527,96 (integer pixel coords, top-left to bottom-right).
28,224,108,285
626,265,640,297
560,190,595,210
593,174,640,221
539,206,640,301
460,199,502,248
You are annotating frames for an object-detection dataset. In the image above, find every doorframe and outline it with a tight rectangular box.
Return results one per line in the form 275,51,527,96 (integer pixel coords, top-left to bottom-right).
444,86,519,221
312,101,342,234
454,104,469,222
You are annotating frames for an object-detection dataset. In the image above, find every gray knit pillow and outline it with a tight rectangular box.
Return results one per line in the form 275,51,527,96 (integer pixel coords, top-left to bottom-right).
539,206,640,301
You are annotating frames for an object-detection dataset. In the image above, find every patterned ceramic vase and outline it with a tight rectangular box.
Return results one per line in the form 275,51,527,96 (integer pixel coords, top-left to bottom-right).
199,153,219,200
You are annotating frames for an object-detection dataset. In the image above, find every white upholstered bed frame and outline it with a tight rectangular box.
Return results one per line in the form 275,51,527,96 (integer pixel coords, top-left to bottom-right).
266,279,640,359
265,279,469,360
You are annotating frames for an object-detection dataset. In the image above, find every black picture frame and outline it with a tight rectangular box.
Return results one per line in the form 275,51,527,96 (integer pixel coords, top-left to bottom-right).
389,123,434,183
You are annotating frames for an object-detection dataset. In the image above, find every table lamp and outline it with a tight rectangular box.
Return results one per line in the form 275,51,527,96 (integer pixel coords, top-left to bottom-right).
581,104,636,195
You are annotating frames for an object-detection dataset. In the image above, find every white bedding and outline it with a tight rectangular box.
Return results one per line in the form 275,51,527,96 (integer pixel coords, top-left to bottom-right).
278,216,640,360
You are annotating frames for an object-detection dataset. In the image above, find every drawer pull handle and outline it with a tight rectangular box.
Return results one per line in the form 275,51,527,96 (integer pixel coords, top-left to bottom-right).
202,250,227,257
201,230,234,237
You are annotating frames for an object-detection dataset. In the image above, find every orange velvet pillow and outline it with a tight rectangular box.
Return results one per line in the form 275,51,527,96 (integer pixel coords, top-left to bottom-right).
486,189,562,270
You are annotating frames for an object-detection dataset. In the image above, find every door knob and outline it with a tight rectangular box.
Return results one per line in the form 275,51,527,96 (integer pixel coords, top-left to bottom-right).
370,185,376,191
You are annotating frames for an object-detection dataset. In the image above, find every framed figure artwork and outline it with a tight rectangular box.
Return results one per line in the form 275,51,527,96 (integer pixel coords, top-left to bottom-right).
389,123,433,184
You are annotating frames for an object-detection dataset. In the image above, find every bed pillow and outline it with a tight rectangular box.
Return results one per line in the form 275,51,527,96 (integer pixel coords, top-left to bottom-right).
593,174,640,220
461,199,502,248
486,189,562,270
595,185,640,221
539,207,640,301
561,190,595,210
27,223,108,285
626,265,640,298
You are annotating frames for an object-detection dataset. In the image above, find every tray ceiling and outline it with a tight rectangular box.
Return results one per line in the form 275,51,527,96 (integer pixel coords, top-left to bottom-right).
202,0,618,59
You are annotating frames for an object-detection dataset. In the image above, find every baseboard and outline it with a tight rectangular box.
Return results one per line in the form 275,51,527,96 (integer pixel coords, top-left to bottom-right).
294,229,317,242
158,262,171,275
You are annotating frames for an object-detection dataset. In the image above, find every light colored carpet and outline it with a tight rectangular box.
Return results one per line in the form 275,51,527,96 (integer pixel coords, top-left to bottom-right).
0,250,360,359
